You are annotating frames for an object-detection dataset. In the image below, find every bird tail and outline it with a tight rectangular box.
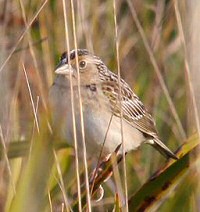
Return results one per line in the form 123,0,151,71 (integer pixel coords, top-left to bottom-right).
146,138,178,160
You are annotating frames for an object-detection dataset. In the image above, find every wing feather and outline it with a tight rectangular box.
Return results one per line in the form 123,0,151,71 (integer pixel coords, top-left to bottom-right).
100,69,158,138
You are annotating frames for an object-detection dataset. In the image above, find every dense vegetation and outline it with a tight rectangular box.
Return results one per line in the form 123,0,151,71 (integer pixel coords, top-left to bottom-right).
0,0,199,211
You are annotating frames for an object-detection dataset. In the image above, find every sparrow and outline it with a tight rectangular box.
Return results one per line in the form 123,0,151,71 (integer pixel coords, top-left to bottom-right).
49,49,177,160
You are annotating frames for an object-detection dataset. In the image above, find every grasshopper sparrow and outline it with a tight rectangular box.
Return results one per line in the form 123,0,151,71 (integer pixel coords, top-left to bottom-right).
50,49,177,160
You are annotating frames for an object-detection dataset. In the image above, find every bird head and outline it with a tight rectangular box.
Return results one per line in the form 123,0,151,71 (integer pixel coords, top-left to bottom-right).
55,49,107,86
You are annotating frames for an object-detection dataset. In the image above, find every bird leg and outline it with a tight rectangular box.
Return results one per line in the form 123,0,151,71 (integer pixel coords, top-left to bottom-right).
89,144,124,201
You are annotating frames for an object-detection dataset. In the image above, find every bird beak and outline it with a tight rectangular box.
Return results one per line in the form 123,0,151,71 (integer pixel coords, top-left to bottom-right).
55,64,73,75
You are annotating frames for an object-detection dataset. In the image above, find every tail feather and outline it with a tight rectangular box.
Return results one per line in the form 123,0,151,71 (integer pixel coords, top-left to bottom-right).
146,138,178,160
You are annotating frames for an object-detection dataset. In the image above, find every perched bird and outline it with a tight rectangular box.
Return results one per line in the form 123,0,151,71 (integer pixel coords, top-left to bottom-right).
50,49,177,160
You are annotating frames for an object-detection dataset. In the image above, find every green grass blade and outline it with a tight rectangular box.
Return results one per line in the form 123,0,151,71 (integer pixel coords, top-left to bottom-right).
128,134,199,211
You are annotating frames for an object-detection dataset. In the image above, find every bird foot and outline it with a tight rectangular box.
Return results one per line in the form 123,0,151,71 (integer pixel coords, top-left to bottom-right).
89,144,123,201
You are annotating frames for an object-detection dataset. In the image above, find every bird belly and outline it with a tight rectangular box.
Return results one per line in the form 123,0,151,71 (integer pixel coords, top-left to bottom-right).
61,96,144,157
82,108,145,156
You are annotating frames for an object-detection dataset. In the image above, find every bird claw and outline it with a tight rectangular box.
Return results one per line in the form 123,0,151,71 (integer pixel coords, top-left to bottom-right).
92,184,104,202
89,143,124,200
90,143,122,181
101,143,122,163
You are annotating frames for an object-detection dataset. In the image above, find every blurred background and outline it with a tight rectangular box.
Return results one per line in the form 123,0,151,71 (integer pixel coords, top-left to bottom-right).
0,0,199,211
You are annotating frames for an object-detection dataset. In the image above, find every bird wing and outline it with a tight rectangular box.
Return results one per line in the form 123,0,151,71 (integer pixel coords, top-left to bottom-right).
101,74,158,138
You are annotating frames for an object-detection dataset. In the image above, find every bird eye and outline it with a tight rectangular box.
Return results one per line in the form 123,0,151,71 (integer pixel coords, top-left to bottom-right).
79,60,87,69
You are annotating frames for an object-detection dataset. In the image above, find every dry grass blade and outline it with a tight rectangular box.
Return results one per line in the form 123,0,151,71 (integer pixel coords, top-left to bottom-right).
89,114,114,196
174,1,200,208
0,0,48,73
70,1,91,211
13,38,48,54
22,64,40,133
53,149,71,211
113,0,128,211
19,0,49,112
29,96,40,158
47,190,53,212
77,1,94,52
72,144,123,210
174,1,200,136
0,126,16,194
126,0,186,140
62,0,83,211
